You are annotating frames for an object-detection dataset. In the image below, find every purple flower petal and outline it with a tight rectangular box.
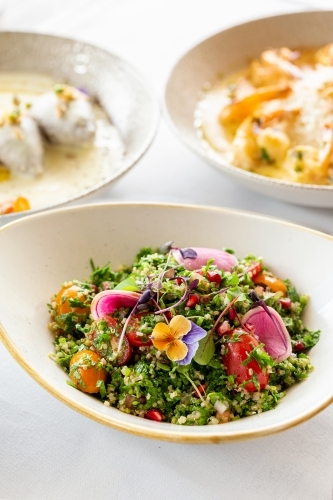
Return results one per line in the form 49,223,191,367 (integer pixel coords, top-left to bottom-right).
183,321,207,345
177,342,198,365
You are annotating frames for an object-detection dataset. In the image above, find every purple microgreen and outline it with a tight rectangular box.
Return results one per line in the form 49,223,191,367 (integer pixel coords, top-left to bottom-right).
212,295,240,333
136,303,149,312
153,280,190,315
190,279,199,290
248,291,288,349
180,370,205,402
117,303,138,354
138,289,153,305
159,241,173,254
164,268,175,279
154,250,174,303
179,247,198,259
249,290,260,303
150,298,170,325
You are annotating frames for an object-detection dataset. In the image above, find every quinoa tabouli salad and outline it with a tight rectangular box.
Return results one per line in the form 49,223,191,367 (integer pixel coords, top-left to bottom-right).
48,243,319,426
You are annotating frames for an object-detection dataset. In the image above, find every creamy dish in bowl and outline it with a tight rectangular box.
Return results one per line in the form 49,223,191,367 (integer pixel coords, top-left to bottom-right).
197,45,333,185
164,11,333,206
0,75,124,215
0,32,159,220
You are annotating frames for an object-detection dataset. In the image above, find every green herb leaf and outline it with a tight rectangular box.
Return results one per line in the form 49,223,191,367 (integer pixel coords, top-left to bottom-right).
194,334,215,365
96,380,107,398
114,277,139,291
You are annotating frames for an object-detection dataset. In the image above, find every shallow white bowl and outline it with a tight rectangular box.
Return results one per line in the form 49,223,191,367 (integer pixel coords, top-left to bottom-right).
0,203,332,442
165,11,333,207
0,32,159,222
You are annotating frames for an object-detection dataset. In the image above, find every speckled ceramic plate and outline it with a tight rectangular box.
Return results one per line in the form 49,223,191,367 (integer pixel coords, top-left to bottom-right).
0,32,159,222
0,202,332,443
164,11,333,207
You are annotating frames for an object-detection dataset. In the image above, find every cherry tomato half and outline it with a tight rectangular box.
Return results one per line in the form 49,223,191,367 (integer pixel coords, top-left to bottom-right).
246,261,262,279
70,349,107,394
90,315,132,365
222,330,269,392
126,314,153,348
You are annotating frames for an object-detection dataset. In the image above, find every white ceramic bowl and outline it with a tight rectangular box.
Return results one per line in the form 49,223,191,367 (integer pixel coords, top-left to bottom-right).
1,202,332,442
0,32,159,222
165,11,333,207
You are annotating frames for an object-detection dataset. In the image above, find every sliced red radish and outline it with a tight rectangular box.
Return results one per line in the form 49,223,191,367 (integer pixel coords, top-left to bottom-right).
91,290,140,320
172,247,238,272
242,306,292,362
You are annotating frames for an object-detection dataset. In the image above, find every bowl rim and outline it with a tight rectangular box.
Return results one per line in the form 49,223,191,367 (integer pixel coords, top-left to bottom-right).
163,10,333,194
0,31,160,221
1,201,333,443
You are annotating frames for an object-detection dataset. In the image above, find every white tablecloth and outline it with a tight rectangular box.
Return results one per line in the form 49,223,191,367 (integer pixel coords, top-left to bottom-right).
1,1,333,499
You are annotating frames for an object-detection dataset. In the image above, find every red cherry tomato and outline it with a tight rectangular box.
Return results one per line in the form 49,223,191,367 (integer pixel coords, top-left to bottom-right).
90,315,132,365
246,262,262,279
222,330,269,392
126,314,153,348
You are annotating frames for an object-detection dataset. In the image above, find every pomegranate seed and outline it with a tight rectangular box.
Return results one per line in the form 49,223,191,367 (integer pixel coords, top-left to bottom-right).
186,294,200,308
217,320,231,336
228,308,237,321
175,278,183,286
294,341,305,351
279,298,292,309
192,384,207,398
144,409,164,422
165,311,173,321
206,271,221,285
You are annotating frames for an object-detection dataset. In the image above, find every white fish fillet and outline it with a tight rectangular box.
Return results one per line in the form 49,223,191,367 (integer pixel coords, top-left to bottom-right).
30,91,96,146
0,116,44,177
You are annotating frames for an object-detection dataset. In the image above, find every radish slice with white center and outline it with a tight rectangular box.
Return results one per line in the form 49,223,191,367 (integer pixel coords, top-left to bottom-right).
91,290,140,320
242,306,292,362
172,247,238,272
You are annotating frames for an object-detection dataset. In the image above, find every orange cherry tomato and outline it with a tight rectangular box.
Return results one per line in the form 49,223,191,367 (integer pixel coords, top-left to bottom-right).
69,349,107,394
13,196,30,212
252,273,287,295
0,200,14,215
55,284,91,316
0,196,30,215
